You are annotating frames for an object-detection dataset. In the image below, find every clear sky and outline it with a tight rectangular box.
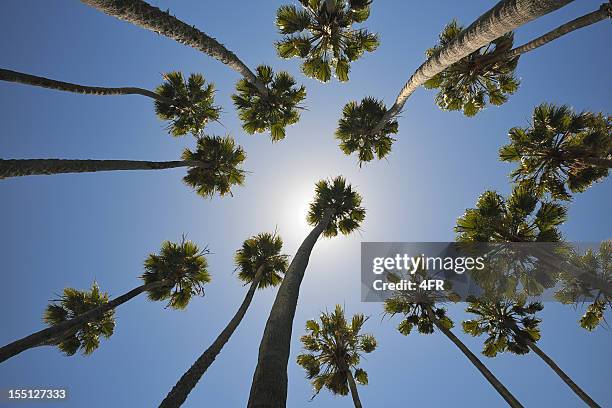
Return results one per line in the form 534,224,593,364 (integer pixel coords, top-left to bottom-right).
0,1,610,407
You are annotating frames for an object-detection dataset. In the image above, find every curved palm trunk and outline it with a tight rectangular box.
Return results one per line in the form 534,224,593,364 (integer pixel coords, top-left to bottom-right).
0,68,169,102
372,0,573,134
579,157,612,169
424,306,524,408
158,266,265,408
0,281,164,364
346,369,363,408
79,0,266,94
0,159,207,179
248,210,334,408
505,3,611,59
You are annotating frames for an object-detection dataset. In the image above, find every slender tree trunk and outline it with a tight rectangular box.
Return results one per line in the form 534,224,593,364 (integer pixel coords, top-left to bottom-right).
0,281,165,364
424,306,524,408
505,3,611,59
247,209,334,408
0,159,207,179
346,369,363,408
79,0,267,94
0,68,170,103
579,156,612,169
521,335,601,407
158,266,265,408
371,0,573,134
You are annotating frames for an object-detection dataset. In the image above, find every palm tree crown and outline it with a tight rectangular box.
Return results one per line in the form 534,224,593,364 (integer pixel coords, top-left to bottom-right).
43,282,115,356
423,20,520,117
275,0,379,82
182,135,246,198
235,232,290,288
141,238,211,310
499,104,611,200
555,241,611,331
307,176,365,237
455,183,567,243
232,65,306,141
296,305,376,399
154,72,220,137
463,297,543,357
336,97,399,164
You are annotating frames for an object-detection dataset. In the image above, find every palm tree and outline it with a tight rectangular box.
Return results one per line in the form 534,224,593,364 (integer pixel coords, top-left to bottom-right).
275,0,379,82
232,65,306,142
158,233,289,408
463,297,602,407
247,176,365,407
0,238,210,364
296,305,376,408
0,135,245,198
335,0,573,162
384,272,524,408
424,4,610,116
0,68,219,136
555,241,611,331
499,104,611,201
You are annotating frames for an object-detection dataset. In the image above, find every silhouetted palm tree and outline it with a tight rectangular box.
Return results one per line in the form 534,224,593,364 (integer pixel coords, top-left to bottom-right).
159,233,289,408
232,65,306,141
335,0,573,162
296,305,376,408
275,0,379,82
555,241,611,331
248,176,365,407
0,68,219,136
0,238,210,364
463,297,601,407
384,271,523,408
499,104,611,200
1,135,245,198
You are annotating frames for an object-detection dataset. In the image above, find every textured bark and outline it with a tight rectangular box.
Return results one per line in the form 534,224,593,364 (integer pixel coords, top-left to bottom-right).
0,68,170,103
372,0,573,134
505,3,611,59
346,369,363,408
248,210,334,407
580,156,612,169
0,159,207,179
158,266,265,408
0,281,164,364
425,306,524,408
79,0,266,94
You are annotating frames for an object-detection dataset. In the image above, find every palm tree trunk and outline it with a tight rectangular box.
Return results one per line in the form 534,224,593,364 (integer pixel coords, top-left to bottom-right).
0,159,207,179
158,266,265,408
346,369,363,408
79,0,267,94
505,3,611,59
508,328,602,407
579,157,612,169
424,306,524,408
0,281,165,364
0,68,170,103
247,209,334,408
371,0,573,134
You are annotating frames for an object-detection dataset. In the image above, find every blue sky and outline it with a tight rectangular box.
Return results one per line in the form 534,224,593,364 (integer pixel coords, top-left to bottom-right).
0,1,610,407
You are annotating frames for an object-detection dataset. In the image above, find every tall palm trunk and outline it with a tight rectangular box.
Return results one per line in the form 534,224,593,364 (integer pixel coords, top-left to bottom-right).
158,266,265,408
79,0,267,94
579,157,612,169
0,159,207,179
505,3,611,59
509,323,602,407
0,281,165,364
346,369,363,408
371,0,573,134
248,210,334,408
0,68,170,103
424,306,524,408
